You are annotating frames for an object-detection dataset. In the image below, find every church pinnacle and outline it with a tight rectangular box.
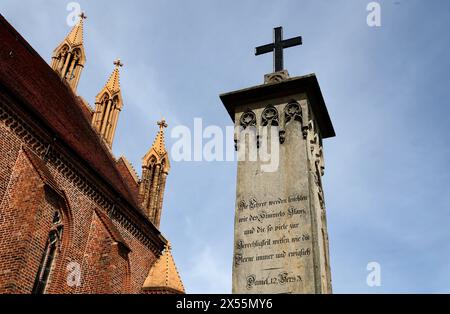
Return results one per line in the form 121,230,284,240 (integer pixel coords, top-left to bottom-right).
139,119,170,228
92,59,124,148
143,242,185,294
51,12,87,92
154,119,168,156
66,12,86,46
106,59,123,94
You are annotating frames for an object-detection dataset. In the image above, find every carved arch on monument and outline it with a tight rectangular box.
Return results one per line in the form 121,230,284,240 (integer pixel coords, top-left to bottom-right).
284,100,303,126
261,105,279,126
239,109,257,129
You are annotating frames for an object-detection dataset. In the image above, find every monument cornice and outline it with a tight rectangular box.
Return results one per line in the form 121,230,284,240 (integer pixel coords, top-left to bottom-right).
220,73,336,139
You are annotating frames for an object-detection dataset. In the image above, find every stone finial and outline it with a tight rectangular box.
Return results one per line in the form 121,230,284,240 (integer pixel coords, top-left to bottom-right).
264,70,290,84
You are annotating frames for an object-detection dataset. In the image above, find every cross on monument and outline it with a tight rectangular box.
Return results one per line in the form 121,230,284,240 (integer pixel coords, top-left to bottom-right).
255,26,302,73
113,59,123,68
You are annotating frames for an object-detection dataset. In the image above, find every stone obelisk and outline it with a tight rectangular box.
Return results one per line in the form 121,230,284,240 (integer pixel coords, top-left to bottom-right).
220,27,335,294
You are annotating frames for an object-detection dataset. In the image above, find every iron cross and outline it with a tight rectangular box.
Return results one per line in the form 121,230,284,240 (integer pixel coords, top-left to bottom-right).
255,27,302,73
114,59,123,67
157,119,168,129
79,12,87,20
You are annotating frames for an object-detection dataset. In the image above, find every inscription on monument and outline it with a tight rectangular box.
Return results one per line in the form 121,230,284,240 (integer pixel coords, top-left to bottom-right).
233,192,315,293
229,95,323,294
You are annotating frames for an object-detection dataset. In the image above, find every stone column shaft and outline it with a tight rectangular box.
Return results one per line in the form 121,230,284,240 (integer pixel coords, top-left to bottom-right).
100,99,112,136
154,172,167,228
148,164,161,222
66,57,77,80
107,107,120,146
145,166,155,211
61,52,72,79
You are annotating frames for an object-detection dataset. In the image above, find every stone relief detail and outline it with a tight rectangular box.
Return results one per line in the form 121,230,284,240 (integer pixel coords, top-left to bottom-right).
284,100,302,125
240,109,257,129
264,70,290,84
277,101,302,145
261,105,283,145
307,120,325,210
236,110,259,151
312,170,325,210
261,105,279,126
308,120,325,177
279,130,286,144
317,147,325,176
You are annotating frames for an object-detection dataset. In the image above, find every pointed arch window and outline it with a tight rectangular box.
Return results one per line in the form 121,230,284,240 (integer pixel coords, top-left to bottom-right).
97,93,110,127
67,49,81,81
32,210,64,294
112,95,119,109
53,45,69,74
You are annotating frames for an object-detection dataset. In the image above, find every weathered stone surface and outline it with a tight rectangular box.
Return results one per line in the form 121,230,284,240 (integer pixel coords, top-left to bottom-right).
264,70,290,84
221,74,334,294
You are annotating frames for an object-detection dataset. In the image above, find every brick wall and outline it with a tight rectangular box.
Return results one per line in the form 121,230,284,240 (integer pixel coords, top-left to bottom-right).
0,101,159,294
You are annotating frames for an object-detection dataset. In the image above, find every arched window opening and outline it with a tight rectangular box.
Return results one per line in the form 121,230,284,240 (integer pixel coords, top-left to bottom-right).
98,93,110,129
67,49,81,81
32,210,64,294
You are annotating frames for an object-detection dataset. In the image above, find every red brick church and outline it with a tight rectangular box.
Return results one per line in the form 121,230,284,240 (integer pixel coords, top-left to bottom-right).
0,13,184,294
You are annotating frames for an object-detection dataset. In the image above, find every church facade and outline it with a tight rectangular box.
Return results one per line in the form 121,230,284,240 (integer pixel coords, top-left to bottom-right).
0,14,184,294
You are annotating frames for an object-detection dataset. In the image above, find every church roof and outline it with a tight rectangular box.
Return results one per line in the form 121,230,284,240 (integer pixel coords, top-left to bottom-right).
0,14,166,250
117,156,139,184
76,96,94,121
143,243,185,294
116,157,139,204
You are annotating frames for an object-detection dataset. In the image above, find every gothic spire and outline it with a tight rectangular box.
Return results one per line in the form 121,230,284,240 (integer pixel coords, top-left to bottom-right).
142,119,169,166
139,119,170,227
104,58,123,96
153,119,168,157
92,59,124,148
65,12,86,47
51,12,87,92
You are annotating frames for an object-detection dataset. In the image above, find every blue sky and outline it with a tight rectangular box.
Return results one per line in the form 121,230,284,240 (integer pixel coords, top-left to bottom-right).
2,0,450,293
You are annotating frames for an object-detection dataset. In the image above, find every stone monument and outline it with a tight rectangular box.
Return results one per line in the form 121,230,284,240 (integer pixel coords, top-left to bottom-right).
220,27,335,294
